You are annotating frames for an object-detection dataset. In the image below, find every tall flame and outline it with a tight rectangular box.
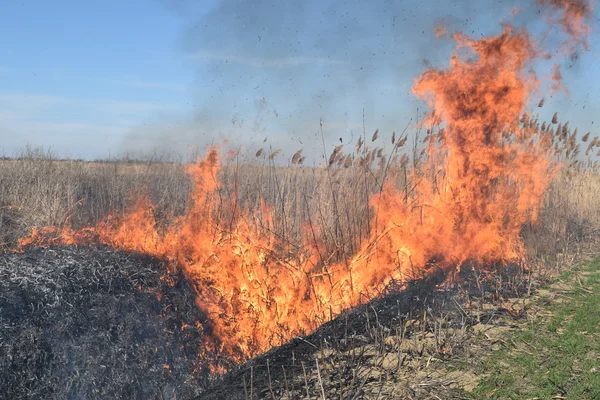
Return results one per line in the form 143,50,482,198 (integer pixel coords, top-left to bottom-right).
18,0,592,366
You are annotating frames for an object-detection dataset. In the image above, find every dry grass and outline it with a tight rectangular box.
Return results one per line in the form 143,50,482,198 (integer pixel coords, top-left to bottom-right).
0,142,408,263
1,138,598,265
524,169,600,273
0,148,190,248
1,122,600,399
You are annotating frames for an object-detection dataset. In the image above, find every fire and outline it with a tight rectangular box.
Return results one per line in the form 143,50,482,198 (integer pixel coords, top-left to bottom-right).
17,0,592,368
537,0,593,50
412,26,548,262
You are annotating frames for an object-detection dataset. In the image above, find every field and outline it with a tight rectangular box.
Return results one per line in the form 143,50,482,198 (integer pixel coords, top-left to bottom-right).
473,258,600,399
2,142,600,257
1,137,600,398
1,1,599,398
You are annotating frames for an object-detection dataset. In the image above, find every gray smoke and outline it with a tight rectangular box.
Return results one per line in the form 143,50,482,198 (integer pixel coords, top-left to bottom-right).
122,0,596,162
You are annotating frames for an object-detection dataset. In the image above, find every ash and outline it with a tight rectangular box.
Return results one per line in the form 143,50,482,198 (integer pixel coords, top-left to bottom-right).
0,246,213,400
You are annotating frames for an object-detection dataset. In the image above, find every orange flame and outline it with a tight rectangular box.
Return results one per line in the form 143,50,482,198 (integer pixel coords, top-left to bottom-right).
17,1,593,367
538,0,594,50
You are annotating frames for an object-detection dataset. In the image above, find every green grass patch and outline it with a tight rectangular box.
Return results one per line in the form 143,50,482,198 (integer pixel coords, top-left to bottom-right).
472,258,600,400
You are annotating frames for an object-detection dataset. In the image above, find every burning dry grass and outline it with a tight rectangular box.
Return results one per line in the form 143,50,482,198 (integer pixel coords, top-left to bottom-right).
0,149,191,249
3,118,599,366
1,143,598,398
1,146,598,258
0,0,597,396
8,79,600,371
197,258,576,399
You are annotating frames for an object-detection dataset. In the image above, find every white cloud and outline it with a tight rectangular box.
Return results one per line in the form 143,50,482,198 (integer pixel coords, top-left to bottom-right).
188,50,346,68
0,93,70,109
98,99,178,115
4,120,125,136
0,116,128,159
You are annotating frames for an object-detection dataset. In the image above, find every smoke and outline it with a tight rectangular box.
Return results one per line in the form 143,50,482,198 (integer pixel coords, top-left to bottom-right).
122,0,597,161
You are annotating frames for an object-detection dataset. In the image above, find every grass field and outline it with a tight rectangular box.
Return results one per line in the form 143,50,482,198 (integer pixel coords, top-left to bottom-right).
2,130,600,398
471,257,600,399
1,1,598,398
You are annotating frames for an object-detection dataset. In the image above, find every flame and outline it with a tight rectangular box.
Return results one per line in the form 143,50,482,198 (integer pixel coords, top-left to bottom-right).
17,1,592,368
538,0,593,50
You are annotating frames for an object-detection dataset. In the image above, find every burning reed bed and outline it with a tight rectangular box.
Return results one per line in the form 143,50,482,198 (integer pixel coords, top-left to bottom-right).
2,131,600,262
0,143,405,262
196,260,554,399
1,1,598,398
1,117,599,399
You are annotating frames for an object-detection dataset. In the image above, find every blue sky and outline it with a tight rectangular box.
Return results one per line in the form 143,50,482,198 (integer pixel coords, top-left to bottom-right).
1,0,598,161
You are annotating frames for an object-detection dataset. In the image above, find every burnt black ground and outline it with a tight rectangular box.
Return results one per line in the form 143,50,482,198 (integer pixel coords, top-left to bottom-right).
1,246,532,400
197,272,454,399
197,263,530,400
0,246,220,400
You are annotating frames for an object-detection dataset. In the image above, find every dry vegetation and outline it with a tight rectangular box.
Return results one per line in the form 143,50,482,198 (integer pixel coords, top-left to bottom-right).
0,147,190,248
198,251,600,400
1,119,600,399
2,130,599,262
1,138,408,261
